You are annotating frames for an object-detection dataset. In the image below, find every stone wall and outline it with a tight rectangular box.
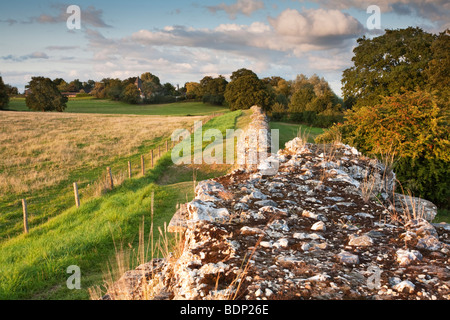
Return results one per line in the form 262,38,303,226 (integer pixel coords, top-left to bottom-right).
103,107,449,301
237,105,272,172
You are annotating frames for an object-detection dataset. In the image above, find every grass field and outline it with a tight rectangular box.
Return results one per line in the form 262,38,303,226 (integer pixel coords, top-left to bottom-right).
0,109,244,300
0,111,206,241
6,97,229,116
270,121,324,148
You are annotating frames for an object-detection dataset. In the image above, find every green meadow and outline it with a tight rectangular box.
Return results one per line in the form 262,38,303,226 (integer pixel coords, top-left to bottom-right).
270,121,324,148
7,97,229,116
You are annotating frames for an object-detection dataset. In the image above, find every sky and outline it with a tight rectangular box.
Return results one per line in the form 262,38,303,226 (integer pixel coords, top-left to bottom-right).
0,0,449,97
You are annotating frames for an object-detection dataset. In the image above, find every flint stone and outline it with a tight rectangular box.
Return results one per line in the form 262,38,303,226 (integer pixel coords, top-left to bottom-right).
337,251,360,265
240,226,265,236
254,200,278,207
187,200,230,223
348,234,374,247
393,280,415,294
311,221,326,231
396,249,423,266
250,190,267,200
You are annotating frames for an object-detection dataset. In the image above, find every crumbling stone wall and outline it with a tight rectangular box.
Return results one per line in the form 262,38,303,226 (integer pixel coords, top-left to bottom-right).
237,105,272,172
103,107,449,301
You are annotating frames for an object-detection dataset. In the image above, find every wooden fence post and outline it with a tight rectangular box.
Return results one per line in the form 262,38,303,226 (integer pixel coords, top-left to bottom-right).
107,167,114,189
73,182,80,208
150,149,154,168
22,199,29,234
141,155,145,175
165,140,168,153
128,161,132,179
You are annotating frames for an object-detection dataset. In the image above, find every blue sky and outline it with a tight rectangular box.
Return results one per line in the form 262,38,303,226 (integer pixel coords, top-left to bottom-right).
0,0,448,96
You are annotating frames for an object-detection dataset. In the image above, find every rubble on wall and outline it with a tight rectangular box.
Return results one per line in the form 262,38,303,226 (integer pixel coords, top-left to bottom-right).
103,107,449,301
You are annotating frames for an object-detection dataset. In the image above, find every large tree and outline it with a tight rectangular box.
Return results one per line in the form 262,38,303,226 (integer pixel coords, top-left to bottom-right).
122,83,141,104
224,72,273,111
0,76,9,109
140,72,162,102
185,82,201,99
25,77,68,112
105,78,123,101
425,29,450,102
230,68,257,82
342,27,436,108
201,76,228,105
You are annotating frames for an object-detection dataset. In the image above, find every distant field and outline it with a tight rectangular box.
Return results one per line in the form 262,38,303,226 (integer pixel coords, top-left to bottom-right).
7,97,229,116
270,122,324,148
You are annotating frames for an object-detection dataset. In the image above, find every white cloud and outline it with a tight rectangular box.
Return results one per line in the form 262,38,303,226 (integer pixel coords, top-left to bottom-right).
128,8,364,59
76,7,365,90
300,0,450,29
207,0,265,19
269,8,364,38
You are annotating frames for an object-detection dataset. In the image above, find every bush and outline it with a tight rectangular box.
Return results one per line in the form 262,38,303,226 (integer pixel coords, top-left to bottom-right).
25,77,68,112
76,93,92,98
270,112,285,121
0,76,10,109
316,89,449,208
313,114,344,128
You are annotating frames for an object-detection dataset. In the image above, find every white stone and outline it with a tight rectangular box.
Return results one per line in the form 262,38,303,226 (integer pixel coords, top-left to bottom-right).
250,190,267,200
337,251,360,265
393,280,415,293
348,234,373,247
187,200,230,223
240,226,265,236
260,241,272,248
311,221,326,231
273,238,289,249
396,249,423,266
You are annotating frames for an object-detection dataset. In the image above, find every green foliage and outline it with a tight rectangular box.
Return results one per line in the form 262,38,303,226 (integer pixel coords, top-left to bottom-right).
425,29,450,102
185,82,201,100
122,83,141,104
104,78,124,101
342,27,436,109
289,85,315,112
0,76,9,109
224,73,274,111
25,77,68,112
200,76,228,105
230,68,257,81
317,90,450,207
90,82,106,99
4,84,18,96
288,74,342,117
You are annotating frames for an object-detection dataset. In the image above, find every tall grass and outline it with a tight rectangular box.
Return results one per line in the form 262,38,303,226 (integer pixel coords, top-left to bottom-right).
0,154,179,299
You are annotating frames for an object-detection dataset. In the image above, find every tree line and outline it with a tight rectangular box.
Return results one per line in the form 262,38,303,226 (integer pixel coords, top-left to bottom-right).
1,68,344,127
186,68,344,127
